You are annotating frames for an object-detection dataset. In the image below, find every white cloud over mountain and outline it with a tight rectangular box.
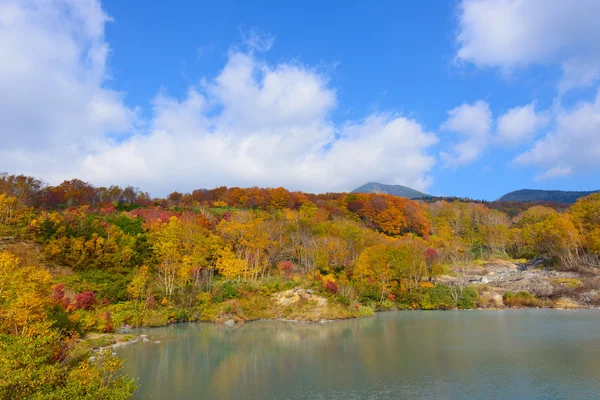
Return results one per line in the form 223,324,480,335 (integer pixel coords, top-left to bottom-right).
2,0,599,195
82,51,438,194
0,0,438,195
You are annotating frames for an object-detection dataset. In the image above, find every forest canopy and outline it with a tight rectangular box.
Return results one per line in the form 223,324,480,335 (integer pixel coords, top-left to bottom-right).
1,172,599,398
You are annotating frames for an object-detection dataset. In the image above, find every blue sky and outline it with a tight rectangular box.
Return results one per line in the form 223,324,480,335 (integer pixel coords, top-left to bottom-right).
1,0,600,200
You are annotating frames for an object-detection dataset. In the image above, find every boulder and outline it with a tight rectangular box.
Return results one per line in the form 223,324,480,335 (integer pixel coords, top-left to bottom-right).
478,291,504,308
117,324,132,334
223,319,235,327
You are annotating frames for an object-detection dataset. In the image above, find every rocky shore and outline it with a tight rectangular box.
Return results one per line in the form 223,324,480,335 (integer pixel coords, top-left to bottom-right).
438,258,600,309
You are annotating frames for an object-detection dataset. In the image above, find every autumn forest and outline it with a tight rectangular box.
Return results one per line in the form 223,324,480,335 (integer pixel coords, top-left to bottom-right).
1,172,600,398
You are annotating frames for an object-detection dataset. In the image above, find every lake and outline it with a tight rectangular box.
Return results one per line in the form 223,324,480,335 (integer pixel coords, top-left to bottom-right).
119,310,600,399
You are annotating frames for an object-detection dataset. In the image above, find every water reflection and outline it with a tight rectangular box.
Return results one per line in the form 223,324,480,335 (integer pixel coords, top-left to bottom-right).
119,310,600,399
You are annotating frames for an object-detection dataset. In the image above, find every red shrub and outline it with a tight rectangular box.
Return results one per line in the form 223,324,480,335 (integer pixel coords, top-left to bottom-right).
52,283,65,303
325,280,338,294
73,291,95,310
425,248,438,260
52,283,70,308
279,261,294,277
103,311,114,333
387,293,396,301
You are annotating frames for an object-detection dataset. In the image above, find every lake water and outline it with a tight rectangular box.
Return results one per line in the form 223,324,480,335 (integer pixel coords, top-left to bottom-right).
119,310,600,399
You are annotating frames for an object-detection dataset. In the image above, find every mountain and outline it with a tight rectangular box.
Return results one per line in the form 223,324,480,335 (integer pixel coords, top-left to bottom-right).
496,189,599,204
352,182,430,199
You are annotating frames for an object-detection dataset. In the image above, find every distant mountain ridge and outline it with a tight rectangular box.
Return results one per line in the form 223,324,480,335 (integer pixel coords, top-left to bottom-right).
496,189,600,204
352,182,430,199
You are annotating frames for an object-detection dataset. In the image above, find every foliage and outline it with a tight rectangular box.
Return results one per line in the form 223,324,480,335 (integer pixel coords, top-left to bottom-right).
2,173,600,397
0,250,135,399
503,291,541,308
73,291,96,310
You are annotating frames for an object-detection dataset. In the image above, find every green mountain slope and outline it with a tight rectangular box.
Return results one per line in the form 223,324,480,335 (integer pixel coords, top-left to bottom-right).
352,182,430,199
497,189,599,204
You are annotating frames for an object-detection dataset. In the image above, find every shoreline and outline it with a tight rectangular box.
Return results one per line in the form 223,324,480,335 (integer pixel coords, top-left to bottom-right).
85,307,600,355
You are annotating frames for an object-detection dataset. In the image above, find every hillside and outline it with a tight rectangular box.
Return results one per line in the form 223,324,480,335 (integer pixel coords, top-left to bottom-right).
352,182,430,199
497,189,600,204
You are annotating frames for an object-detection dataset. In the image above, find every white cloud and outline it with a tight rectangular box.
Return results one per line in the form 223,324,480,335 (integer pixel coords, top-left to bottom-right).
440,100,491,167
0,0,438,195
514,91,600,179
456,0,600,92
0,0,135,181
240,28,276,53
496,102,549,145
82,53,438,194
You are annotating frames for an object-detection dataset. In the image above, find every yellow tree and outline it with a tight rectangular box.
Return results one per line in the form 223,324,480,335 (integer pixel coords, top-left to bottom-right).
216,246,248,279
0,252,136,398
355,245,393,303
571,193,600,255
149,216,221,299
127,265,152,303
0,251,51,335
217,211,270,280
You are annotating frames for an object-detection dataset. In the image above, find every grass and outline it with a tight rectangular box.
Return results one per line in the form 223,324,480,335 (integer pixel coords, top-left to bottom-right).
503,291,542,308
550,277,581,288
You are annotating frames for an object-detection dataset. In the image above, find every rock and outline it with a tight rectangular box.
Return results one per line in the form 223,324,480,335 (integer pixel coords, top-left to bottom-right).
111,352,117,356
140,334,148,338
117,324,133,334
224,319,235,327
142,338,149,343
89,356,96,362
478,291,504,308
306,289,314,295
154,341,161,344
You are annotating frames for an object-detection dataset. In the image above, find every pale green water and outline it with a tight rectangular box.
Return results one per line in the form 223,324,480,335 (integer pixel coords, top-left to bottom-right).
119,310,600,400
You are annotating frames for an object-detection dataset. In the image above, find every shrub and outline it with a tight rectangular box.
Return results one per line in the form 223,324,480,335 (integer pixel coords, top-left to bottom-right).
457,286,478,309
335,294,351,306
73,291,95,310
420,285,454,310
279,261,294,277
325,280,338,294
47,304,83,335
220,281,240,299
393,289,426,310
101,311,114,333
172,308,189,322
357,282,381,303
145,295,156,309
503,291,540,308
52,283,68,307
